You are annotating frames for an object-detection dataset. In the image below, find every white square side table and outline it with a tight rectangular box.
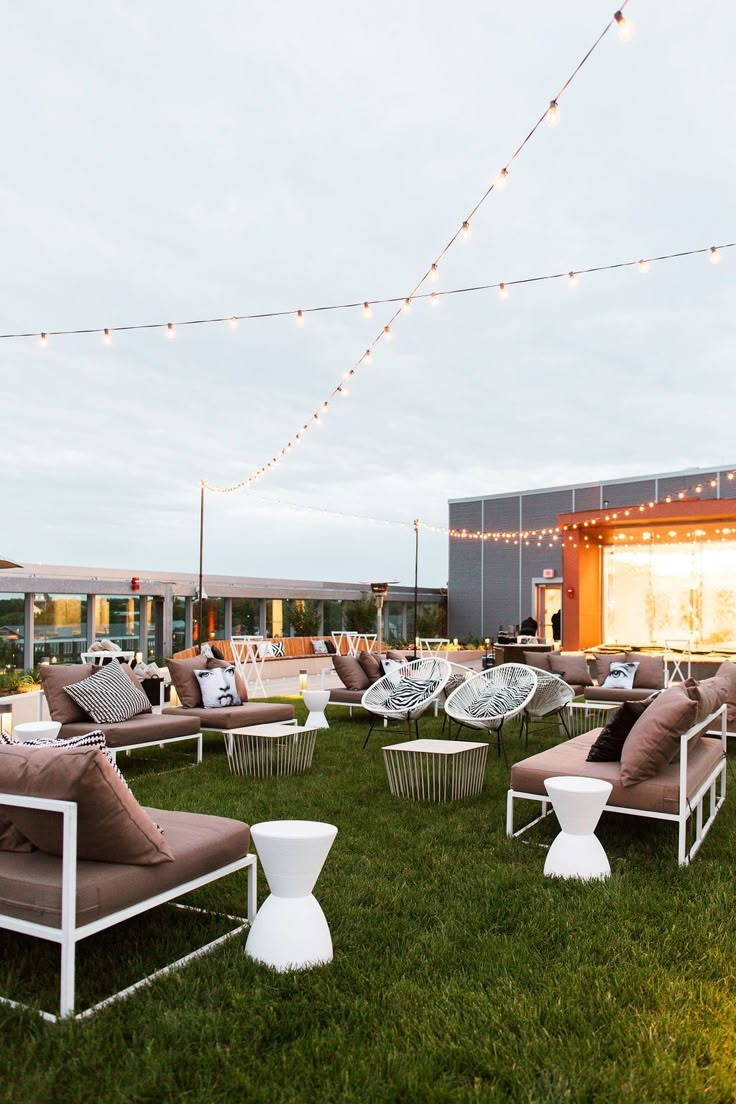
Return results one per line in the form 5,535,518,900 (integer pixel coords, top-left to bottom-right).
225,723,316,777
382,738,488,802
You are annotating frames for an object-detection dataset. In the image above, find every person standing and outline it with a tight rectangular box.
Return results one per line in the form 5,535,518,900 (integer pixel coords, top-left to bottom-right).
551,608,561,644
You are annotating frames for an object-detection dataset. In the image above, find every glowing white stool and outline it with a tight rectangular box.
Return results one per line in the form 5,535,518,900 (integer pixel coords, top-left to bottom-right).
12,721,62,743
302,689,330,729
543,776,613,881
245,820,338,971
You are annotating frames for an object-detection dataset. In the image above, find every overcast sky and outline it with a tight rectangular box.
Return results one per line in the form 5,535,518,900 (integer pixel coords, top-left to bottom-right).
3,0,734,591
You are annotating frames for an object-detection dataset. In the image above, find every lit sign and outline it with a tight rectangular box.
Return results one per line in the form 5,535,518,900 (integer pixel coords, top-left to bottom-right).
542,569,555,579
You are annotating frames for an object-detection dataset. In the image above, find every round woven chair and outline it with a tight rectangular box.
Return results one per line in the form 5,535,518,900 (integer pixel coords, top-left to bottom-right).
519,671,575,745
439,662,476,733
360,658,452,748
444,663,538,758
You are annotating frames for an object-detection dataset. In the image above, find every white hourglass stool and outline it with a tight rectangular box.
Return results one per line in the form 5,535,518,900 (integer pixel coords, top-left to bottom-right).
543,776,613,881
245,820,338,971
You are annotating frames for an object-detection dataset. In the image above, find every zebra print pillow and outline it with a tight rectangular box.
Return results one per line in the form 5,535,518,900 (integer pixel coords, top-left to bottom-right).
467,684,524,719
63,659,152,724
383,677,439,712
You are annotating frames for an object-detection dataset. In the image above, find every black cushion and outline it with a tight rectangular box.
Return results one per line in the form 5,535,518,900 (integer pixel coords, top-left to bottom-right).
210,645,225,660
324,640,337,655
586,700,652,762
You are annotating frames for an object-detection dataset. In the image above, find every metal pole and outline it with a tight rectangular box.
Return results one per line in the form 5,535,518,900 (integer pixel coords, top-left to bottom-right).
413,518,419,659
198,481,205,653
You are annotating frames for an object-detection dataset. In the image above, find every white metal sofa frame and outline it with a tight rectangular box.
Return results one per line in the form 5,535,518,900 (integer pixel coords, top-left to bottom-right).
110,730,203,766
0,793,257,1023
506,703,728,866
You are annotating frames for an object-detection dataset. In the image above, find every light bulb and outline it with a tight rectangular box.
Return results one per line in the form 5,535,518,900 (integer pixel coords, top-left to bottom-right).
614,10,633,39
638,259,650,273
320,401,328,414
568,271,577,288
167,322,175,339
430,291,439,306
364,349,372,363
103,328,111,344
402,298,411,312
383,325,392,340
40,332,48,347
338,384,349,396
363,302,372,318
229,316,238,328
710,246,720,264
495,168,508,189
498,283,508,301
547,100,560,126
430,263,439,281
297,310,304,324
462,221,471,240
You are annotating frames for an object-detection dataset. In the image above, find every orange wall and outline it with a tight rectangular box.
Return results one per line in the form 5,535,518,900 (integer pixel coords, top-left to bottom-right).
561,534,602,650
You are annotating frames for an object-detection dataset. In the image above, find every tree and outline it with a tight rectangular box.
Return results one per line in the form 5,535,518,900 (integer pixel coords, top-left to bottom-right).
416,605,443,639
344,596,377,634
288,600,321,637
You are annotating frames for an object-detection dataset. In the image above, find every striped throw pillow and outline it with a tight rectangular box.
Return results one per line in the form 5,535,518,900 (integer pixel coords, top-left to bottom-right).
63,660,151,724
384,677,439,712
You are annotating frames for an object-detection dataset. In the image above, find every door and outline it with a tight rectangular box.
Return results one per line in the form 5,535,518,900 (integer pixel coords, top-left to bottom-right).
535,584,562,643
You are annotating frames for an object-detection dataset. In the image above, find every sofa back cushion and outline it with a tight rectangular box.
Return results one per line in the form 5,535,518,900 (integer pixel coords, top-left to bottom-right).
386,650,410,664
625,653,665,690
548,652,593,687
332,655,372,692
715,661,736,727
167,655,208,708
39,663,96,724
593,652,626,684
0,745,175,864
63,659,152,725
357,651,383,683
620,687,698,787
682,676,727,723
523,651,551,673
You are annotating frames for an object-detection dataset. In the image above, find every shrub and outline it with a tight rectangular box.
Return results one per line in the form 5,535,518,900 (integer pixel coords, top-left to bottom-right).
344,597,377,634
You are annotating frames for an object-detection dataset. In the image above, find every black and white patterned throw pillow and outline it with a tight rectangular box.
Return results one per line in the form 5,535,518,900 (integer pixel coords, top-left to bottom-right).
384,677,439,712
270,641,285,658
194,664,242,709
312,640,329,655
467,684,522,719
63,659,152,724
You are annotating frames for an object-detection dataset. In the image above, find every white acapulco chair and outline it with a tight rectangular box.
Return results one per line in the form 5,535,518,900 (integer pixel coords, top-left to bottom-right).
439,662,476,734
519,672,575,745
444,663,538,758
360,658,452,748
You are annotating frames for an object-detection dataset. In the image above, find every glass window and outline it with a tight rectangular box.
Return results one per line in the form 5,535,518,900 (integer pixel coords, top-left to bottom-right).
193,598,224,645
34,594,88,665
265,599,286,638
0,593,25,669
96,596,140,654
386,601,405,645
172,597,187,653
322,600,344,634
232,598,260,636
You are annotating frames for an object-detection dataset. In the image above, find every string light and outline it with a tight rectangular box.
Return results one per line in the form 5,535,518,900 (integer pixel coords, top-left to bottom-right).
430,263,439,281
364,349,372,363
614,10,634,40
40,332,47,348
462,221,471,240
547,100,560,126
638,259,650,273
710,246,720,264
402,298,411,313
430,292,439,306
383,325,392,340
229,316,238,329
498,283,508,301
495,168,509,189
167,323,175,339
296,310,304,325
363,302,372,318
103,328,111,344
568,271,578,288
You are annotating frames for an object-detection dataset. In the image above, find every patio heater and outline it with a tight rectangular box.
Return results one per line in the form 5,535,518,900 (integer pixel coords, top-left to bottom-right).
370,582,396,655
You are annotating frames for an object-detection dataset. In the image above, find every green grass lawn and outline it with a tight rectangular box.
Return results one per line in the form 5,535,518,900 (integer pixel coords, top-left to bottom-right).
2,701,736,1104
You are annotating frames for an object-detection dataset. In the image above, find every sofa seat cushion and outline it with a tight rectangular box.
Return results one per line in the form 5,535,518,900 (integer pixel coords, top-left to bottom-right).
0,808,250,929
511,730,723,816
583,686,657,703
162,703,295,730
328,688,365,705
59,712,201,748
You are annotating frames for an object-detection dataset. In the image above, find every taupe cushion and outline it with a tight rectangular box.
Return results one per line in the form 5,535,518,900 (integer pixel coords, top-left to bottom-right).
584,686,657,703
59,712,201,748
0,808,250,929
620,687,698,787
39,663,96,725
548,653,593,687
332,655,372,691
593,652,626,684
328,688,365,705
357,651,383,683
511,729,723,815
162,702,295,730
715,661,736,728
167,655,207,708
386,650,410,664
524,651,552,672
625,653,665,690
0,818,34,853
682,676,727,723
0,746,174,864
